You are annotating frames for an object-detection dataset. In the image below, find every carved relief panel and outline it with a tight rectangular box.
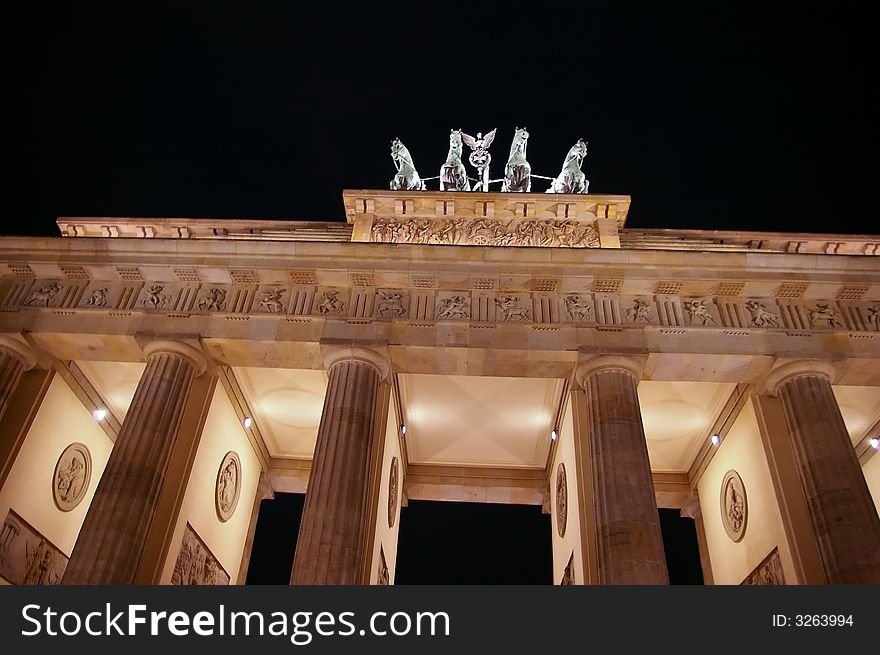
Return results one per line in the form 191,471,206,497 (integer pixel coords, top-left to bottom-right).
561,294,594,323
374,290,409,319
435,292,472,321
681,297,720,327
171,523,230,585
53,443,91,512
720,469,747,542
312,288,348,316
388,457,399,528
215,451,241,522
560,552,575,585
254,285,289,314
741,547,785,585
0,510,68,585
556,463,568,538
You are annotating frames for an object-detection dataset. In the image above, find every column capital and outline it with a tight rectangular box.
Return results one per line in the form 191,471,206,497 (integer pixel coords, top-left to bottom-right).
257,473,276,502
680,490,702,520
574,354,644,388
142,339,208,376
764,359,835,396
321,343,390,382
0,335,37,371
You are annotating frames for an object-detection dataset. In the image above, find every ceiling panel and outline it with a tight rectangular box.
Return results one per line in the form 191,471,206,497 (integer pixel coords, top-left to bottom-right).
399,373,563,469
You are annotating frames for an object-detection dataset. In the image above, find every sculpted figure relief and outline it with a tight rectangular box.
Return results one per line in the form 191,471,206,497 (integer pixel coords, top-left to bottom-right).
259,288,286,313
868,305,880,331
375,291,406,318
502,127,531,192
546,139,589,194
53,443,91,512
495,295,530,321
809,303,843,328
26,282,61,307
684,299,716,325
389,138,425,191
85,287,108,307
215,452,241,522
370,216,599,248
316,290,345,314
564,295,593,322
560,555,575,585
23,541,57,585
440,129,470,191
745,300,779,327
721,470,747,542
377,547,390,586
625,298,652,323
198,288,227,311
142,284,169,309
436,295,471,320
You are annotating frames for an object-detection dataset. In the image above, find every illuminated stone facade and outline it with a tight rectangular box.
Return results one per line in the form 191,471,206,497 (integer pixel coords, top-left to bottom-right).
1,189,879,585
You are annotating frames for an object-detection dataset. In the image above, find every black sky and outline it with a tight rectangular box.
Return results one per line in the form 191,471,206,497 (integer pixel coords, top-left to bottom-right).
3,2,875,236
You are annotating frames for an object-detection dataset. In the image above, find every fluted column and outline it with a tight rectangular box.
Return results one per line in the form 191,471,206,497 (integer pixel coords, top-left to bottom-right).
291,345,388,585
575,356,668,584
766,360,880,584
63,340,207,584
0,335,37,422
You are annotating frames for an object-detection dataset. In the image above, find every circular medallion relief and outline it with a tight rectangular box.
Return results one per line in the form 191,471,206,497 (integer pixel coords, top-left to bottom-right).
720,469,747,542
388,457,399,528
53,443,91,512
556,463,568,537
215,451,241,522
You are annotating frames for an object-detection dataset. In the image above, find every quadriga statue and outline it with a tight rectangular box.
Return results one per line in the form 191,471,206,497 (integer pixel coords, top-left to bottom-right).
502,127,531,192
440,129,470,191
546,139,589,194
389,138,425,191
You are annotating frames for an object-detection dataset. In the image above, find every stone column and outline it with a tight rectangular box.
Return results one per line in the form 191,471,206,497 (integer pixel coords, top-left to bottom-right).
575,356,668,584
290,345,388,585
766,360,880,584
0,335,37,422
63,340,207,584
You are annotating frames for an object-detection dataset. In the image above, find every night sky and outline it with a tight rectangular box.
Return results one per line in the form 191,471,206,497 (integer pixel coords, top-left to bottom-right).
4,3,872,583
4,2,874,236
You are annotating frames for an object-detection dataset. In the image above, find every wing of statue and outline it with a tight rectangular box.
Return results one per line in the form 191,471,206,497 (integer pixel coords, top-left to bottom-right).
461,132,477,149
482,128,497,149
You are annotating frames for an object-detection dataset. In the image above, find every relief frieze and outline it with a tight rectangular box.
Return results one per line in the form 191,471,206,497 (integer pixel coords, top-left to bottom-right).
370,216,600,248
6,276,880,336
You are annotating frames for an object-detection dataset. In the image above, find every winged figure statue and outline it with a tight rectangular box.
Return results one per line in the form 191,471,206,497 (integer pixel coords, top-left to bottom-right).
462,128,496,190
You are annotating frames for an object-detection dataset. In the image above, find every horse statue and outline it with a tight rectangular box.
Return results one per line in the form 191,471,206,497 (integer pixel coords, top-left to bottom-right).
546,139,589,194
389,138,425,191
440,129,470,191
502,127,531,192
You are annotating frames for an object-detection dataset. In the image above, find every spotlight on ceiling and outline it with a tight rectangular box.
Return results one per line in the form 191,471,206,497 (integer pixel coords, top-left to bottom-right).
551,429,558,441
870,437,879,450
92,408,107,422
242,416,253,429
401,424,407,436
711,434,720,446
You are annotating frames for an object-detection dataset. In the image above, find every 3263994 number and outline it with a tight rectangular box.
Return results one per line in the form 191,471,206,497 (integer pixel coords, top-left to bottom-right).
795,615,853,627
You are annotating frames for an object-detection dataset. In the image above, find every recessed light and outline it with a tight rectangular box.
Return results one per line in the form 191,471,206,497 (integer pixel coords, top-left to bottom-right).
92,408,107,422
242,416,253,429
870,437,879,450
401,424,407,436
711,435,720,446
551,430,558,441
